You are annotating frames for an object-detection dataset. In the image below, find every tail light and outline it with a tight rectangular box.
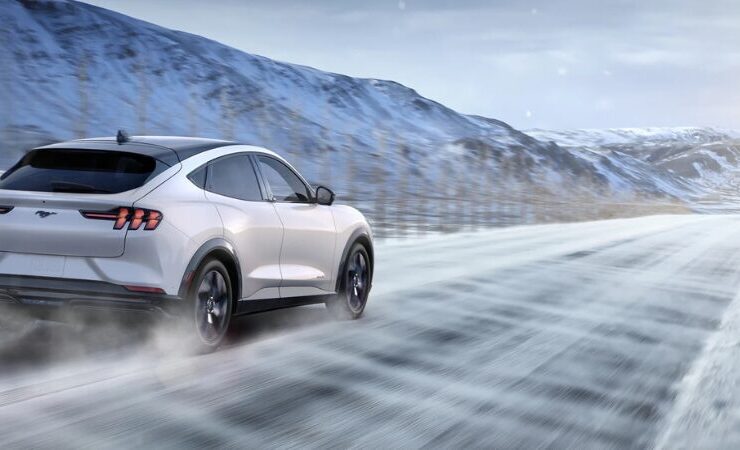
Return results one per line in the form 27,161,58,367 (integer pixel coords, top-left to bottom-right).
0,206,13,214
80,207,163,230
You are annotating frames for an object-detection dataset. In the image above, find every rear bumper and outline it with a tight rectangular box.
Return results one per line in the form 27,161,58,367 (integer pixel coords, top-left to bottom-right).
0,274,183,318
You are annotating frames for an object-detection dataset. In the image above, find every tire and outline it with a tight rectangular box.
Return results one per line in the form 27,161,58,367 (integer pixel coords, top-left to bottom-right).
181,258,234,353
326,243,372,320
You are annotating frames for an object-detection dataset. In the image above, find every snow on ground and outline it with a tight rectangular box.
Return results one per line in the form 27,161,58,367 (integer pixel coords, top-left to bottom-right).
1,215,740,448
655,286,740,449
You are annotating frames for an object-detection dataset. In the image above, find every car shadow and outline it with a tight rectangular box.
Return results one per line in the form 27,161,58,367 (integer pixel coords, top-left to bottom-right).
226,304,333,345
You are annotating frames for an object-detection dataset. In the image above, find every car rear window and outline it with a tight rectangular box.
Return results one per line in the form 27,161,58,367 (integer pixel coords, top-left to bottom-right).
0,149,170,194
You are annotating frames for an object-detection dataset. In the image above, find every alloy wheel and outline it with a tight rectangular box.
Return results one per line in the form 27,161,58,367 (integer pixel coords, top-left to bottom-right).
195,270,230,345
346,250,369,313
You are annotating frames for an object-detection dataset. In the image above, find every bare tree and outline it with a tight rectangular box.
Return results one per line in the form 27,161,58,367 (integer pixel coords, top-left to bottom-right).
345,134,357,203
1,19,14,147
439,153,451,233
486,152,497,227
396,141,408,238
255,102,270,147
135,58,149,135
187,86,199,137
76,52,90,139
373,130,388,238
416,151,428,236
219,85,235,141
288,99,305,179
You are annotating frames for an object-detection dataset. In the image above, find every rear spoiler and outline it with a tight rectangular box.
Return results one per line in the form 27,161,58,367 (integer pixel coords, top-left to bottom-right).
34,141,179,166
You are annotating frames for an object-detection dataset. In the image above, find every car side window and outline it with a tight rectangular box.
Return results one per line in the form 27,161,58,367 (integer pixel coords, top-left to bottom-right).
206,154,263,201
187,166,207,189
257,156,311,203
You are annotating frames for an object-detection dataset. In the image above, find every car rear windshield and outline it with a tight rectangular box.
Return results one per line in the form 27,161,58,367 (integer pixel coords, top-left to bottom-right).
0,149,170,194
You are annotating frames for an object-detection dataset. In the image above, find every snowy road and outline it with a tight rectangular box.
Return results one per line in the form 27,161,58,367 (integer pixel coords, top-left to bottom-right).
1,214,740,448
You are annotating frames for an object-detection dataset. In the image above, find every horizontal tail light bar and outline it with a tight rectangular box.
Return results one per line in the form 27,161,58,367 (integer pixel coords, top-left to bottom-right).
80,207,163,230
0,206,13,214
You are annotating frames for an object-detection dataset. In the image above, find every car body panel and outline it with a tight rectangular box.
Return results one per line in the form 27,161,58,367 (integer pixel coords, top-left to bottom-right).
0,189,145,258
272,202,337,296
206,191,284,300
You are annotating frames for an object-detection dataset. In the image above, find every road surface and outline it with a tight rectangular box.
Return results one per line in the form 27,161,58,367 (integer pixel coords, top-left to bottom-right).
1,214,740,448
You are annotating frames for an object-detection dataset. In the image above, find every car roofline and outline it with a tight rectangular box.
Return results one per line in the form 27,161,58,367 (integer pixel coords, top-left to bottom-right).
30,137,288,170
33,136,241,166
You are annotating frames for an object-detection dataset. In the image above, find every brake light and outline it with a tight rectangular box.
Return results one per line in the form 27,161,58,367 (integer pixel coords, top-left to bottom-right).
80,207,163,230
129,208,145,230
115,207,130,230
0,206,13,214
145,210,162,230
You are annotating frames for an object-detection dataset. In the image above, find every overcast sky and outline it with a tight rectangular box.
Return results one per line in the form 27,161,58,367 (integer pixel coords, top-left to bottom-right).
84,0,740,130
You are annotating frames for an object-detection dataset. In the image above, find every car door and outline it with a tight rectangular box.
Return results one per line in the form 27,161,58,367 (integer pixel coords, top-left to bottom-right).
201,153,283,300
254,154,337,297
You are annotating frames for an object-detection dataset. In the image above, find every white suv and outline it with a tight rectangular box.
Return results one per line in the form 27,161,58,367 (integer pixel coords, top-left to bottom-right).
0,135,373,350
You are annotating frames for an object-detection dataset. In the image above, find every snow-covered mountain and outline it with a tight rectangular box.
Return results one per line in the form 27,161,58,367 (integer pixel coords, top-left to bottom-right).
1,0,719,232
526,127,738,150
528,128,740,208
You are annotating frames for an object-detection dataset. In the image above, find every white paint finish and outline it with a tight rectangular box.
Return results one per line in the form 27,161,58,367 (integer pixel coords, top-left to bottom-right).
206,193,284,300
0,253,65,278
277,264,325,282
242,287,280,301
272,202,337,294
247,265,283,281
128,165,223,294
279,286,332,298
0,189,142,258
92,221,196,293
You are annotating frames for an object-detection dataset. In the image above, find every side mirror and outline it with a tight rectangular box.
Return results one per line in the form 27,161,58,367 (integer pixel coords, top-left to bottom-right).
315,186,335,206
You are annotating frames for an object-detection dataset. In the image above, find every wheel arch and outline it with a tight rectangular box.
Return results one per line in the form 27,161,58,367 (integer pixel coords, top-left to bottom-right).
179,238,242,308
334,229,374,293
